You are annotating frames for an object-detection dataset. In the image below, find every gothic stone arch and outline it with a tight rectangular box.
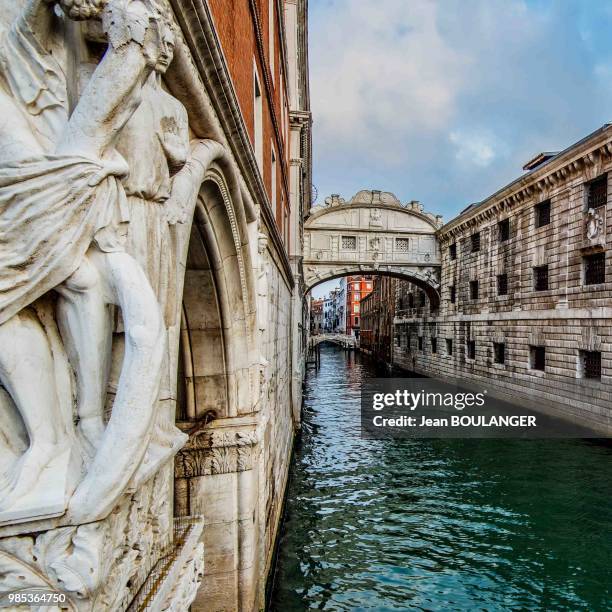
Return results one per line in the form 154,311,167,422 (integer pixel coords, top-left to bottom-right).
169,160,262,610
173,167,258,423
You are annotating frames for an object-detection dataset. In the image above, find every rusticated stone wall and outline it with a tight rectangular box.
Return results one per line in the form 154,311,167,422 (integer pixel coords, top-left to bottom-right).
393,125,612,434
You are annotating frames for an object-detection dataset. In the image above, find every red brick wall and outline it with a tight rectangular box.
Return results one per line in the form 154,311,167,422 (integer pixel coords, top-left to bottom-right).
346,275,374,335
207,0,290,243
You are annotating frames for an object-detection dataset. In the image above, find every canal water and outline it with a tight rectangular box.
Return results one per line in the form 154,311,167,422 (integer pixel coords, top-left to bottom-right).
269,345,612,611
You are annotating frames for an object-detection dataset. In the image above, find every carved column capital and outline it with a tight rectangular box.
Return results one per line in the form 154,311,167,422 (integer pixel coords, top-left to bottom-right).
175,424,260,478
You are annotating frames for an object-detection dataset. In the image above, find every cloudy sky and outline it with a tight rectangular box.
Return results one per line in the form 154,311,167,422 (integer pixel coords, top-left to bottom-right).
309,0,612,215
308,0,612,298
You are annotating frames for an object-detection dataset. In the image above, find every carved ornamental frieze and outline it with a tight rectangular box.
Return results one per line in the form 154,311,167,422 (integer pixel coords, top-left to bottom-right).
175,427,260,478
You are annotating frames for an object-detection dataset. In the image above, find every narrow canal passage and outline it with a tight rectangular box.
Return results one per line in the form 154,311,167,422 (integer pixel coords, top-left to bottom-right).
269,345,612,611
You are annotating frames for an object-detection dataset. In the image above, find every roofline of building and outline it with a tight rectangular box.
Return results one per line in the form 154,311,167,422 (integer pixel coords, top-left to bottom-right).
441,123,612,236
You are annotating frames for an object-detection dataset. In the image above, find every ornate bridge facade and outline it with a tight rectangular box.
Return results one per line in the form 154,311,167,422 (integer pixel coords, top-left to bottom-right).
309,333,357,349
304,190,443,307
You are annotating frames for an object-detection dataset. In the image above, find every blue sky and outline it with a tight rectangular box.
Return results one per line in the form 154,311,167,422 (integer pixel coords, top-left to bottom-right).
308,0,612,298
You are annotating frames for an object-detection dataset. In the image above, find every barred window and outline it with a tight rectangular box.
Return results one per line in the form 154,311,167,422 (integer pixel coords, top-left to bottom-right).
583,252,605,285
449,285,456,304
466,340,476,360
471,232,481,253
470,280,479,300
580,351,601,379
446,338,453,356
497,273,508,296
535,200,551,228
494,342,505,364
530,346,546,371
449,243,457,260
341,235,356,250
396,238,410,252
587,175,607,210
533,265,549,291
498,219,510,242
408,293,415,308
418,336,423,351
431,337,437,354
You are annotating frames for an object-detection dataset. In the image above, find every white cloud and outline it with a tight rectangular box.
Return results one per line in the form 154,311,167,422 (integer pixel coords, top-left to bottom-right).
449,130,498,167
310,0,466,160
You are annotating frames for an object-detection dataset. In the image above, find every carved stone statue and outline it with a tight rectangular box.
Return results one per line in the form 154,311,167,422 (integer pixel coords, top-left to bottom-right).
115,66,189,324
0,0,182,524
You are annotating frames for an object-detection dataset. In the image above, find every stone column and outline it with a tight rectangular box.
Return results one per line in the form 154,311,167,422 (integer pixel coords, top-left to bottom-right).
175,418,260,611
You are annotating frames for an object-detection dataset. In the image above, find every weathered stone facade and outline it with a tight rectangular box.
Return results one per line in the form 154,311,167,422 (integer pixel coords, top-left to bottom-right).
394,125,612,434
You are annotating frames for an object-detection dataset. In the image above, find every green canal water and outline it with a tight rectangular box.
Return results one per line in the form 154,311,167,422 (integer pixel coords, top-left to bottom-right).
269,345,612,611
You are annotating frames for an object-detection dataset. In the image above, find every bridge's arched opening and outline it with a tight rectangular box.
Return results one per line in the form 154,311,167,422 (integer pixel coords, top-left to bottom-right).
305,270,440,372
306,269,440,312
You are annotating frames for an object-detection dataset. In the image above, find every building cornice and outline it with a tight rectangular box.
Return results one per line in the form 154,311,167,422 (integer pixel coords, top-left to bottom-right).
396,306,612,323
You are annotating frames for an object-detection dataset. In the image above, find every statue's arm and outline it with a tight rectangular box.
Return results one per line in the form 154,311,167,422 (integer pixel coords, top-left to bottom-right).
55,42,151,159
55,1,162,160
165,140,223,225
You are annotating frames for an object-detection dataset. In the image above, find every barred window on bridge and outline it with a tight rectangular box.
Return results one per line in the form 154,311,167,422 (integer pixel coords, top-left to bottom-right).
396,238,410,252
342,236,357,250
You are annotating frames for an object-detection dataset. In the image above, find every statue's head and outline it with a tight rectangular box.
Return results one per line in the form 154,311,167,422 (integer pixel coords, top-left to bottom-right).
147,0,176,74
155,18,175,73
58,0,108,20
59,0,176,73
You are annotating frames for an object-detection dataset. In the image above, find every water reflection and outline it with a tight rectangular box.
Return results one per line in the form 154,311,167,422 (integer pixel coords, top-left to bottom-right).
269,345,612,611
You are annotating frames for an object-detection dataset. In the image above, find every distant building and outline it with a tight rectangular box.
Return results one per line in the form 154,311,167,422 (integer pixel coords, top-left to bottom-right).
345,275,373,337
323,288,341,332
310,298,323,335
360,276,396,360
369,125,612,433
337,280,347,333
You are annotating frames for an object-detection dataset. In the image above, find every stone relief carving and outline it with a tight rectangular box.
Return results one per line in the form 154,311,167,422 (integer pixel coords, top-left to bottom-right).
159,542,204,611
256,231,272,405
0,0,209,529
0,467,171,610
175,429,259,479
351,190,401,206
369,208,383,227
585,207,605,242
323,193,345,207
